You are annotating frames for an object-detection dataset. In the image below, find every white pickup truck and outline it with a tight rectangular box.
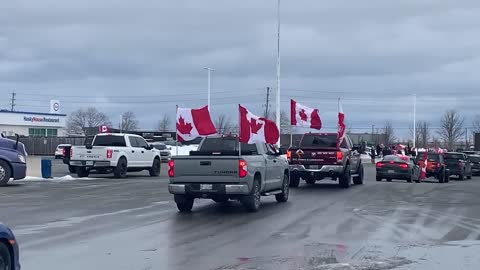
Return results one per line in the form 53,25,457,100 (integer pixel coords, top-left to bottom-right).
69,133,161,178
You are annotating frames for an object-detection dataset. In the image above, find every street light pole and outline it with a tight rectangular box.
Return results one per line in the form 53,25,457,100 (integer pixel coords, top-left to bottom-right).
413,94,416,149
203,67,214,109
275,0,281,147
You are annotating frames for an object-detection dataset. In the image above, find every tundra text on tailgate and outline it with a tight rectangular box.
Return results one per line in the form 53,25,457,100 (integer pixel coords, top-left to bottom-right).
287,133,364,188
168,136,290,212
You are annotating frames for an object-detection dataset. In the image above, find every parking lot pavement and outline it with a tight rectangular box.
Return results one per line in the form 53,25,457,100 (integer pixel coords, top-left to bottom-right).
3,165,480,269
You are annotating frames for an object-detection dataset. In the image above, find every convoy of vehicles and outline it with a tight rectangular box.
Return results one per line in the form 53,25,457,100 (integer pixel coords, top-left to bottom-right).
150,142,172,162
416,152,450,183
69,133,161,178
168,136,290,212
0,223,20,270
445,152,473,180
287,133,364,188
376,155,420,183
0,136,27,186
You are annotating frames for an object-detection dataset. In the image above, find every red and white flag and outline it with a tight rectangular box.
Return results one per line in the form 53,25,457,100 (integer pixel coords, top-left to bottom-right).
290,99,321,130
176,106,217,142
98,125,110,133
420,151,428,180
337,101,346,147
239,105,279,144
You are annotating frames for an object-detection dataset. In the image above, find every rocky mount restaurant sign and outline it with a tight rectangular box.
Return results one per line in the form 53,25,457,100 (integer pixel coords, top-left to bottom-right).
0,111,66,127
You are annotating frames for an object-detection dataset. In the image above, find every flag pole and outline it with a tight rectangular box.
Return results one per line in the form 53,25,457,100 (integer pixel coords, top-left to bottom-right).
290,125,293,147
175,105,179,156
238,104,241,157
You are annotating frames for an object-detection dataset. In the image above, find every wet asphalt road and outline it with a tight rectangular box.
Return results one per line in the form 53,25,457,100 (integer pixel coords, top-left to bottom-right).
2,164,480,269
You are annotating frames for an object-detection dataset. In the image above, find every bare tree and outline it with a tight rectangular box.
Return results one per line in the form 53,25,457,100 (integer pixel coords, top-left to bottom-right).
67,107,111,135
382,121,396,145
271,110,292,133
158,114,172,132
120,111,139,132
437,110,465,150
215,114,232,134
410,121,430,148
472,114,480,133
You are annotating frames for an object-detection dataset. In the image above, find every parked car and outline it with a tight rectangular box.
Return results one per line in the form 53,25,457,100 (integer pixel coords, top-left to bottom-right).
150,142,171,162
287,133,364,188
445,152,472,180
0,135,27,185
416,152,449,183
0,223,20,270
69,133,161,178
168,135,290,212
467,154,480,176
376,155,420,183
54,144,71,159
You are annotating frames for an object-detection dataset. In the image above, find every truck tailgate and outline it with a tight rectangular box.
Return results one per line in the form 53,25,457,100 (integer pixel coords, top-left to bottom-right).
290,147,338,165
71,146,108,160
172,156,241,183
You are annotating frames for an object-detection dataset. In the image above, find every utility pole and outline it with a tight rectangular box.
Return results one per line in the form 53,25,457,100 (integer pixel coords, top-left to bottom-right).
371,124,375,144
275,0,281,146
203,67,214,109
413,94,416,149
10,92,16,111
264,87,271,118
466,127,468,149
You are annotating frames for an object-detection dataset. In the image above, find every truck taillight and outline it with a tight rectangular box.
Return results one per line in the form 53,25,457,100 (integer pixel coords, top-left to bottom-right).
239,159,248,178
336,151,343,161
70,148,73,158
168,160,175,177
63,148,66,157
287,150,292,160
107,149,113,159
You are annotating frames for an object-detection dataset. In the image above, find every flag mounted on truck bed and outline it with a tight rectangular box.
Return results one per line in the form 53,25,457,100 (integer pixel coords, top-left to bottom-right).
239,105,279,144
290,99,322,130
176,106,217,142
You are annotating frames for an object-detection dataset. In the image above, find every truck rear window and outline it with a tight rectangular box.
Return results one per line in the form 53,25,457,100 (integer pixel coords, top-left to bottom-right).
469,156,480,163
416,153,440,162
197,137,257,154
445,153,463,160
93,136,127,147
300,134,337,148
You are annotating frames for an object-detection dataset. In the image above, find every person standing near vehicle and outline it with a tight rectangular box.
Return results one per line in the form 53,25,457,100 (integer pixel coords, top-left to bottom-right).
376,144,381,158
370,147,376,164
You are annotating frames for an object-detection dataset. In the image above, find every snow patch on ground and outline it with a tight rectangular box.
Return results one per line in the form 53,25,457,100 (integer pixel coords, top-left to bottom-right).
170,145,198,156
20,175,100,182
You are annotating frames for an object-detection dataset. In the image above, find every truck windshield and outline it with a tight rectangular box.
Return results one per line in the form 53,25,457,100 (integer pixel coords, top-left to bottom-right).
199,137,257,153
93,136,127,147
300,134,337,148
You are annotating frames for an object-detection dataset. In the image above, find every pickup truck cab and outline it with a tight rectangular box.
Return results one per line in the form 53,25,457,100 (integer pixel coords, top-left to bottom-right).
0,136,27,185
445,152,472,180
287,133,364,188
70,133,161,178
168,136,290,212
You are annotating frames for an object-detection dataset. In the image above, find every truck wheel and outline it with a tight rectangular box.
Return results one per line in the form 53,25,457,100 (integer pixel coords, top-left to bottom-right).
445,171,450,183
353,164,364,185
242,179,261,212
339,165,351,188
0,160,12,186
376,176,382,182
304,176,316,185
0,242,12,270
289,173,300,187
174,195,194,212
439,169,445,183
149,158,161,177
77,167,90,178
113,157,128,178
275,173,290,203
386,178,392,182
407,174,413,183
68,165,76,174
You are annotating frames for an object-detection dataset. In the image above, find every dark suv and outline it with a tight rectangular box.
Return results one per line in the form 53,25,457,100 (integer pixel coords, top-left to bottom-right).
468,155,480,176
445,152,472,180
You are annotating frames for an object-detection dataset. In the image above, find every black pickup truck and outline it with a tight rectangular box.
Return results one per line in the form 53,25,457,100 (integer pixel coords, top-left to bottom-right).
445,152,472,180
287,133,364,188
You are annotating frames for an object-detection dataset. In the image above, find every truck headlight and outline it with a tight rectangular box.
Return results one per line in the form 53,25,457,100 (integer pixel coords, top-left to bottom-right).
18,154,26,163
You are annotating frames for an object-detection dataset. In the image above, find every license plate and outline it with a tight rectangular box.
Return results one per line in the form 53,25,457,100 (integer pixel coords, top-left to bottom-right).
86,161,94,166
388,170,395,173
200,184,212,190
310,165,319,169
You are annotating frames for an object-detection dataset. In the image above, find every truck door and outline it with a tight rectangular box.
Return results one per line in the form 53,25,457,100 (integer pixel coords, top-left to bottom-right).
127,136,142,167
265,144,283,190
135,137,155,167
345,137,360,173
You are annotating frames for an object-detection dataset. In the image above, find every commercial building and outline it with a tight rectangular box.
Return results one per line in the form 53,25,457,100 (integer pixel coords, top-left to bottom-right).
0,110,67,137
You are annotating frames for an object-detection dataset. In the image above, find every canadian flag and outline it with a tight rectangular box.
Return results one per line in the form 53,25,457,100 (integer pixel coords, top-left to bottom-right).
337,101,346,147
420,151,428,180
290,99,321,130
98,125,110,133
239,105,279,144
176,106,217,142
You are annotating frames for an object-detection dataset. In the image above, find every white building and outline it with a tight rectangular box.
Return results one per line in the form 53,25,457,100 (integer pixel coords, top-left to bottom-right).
0,110,67,137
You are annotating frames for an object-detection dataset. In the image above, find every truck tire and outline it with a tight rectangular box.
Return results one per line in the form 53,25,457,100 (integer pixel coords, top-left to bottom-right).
445,171,450,183
174,195,194,212
353,163,364,185
407,174,413,183
242,179,261,212
0,241,12,270
289,173,300,187
77,167,89,178
0,160,12,186
149,158,161,177
376,176,382,182
113,157,128,178
339,165,351,188
68,165,76,174
439,169,445,183
275,173,290,203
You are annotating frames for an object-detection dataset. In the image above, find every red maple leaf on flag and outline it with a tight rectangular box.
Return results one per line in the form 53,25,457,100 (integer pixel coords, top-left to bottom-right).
299,109,308,121
250,118,263,134
177,116,193,134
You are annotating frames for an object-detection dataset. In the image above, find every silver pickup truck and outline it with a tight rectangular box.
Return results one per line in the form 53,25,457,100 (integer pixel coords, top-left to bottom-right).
168,136,290,212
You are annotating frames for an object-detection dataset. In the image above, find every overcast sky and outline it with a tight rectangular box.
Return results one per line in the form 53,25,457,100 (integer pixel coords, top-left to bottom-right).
2,0,480,138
